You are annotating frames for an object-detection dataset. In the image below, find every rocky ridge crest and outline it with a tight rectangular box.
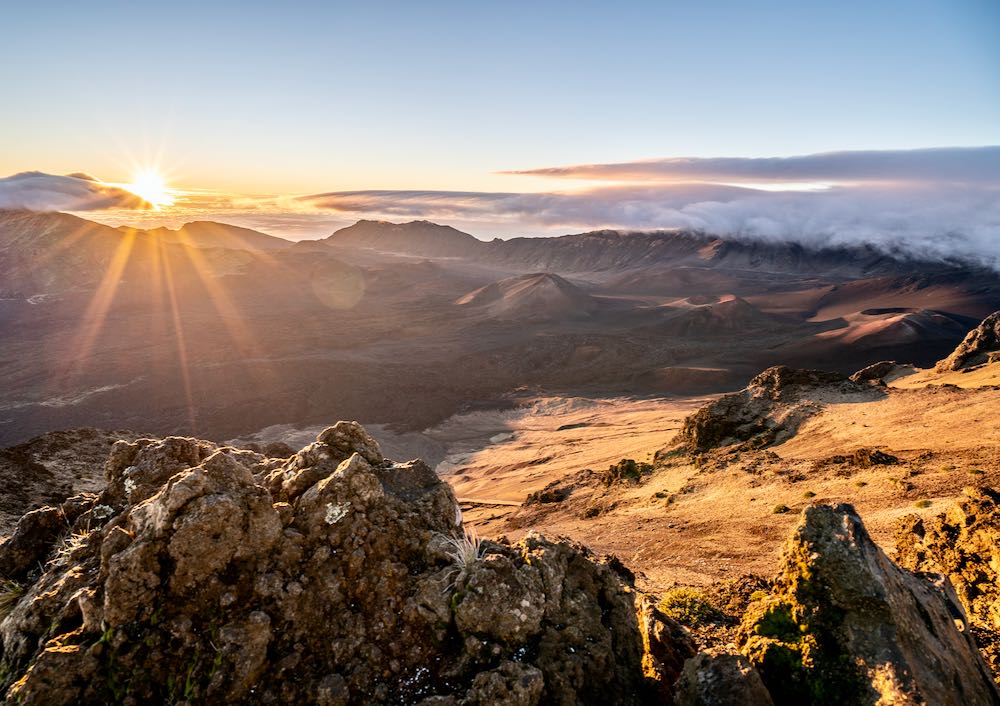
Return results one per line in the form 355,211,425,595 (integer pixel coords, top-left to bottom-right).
673,366,878,452
0,422,692,704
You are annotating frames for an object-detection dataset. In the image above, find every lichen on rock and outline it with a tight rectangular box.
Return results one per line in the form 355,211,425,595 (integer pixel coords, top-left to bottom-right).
894,486,1000,681
737,503,999,705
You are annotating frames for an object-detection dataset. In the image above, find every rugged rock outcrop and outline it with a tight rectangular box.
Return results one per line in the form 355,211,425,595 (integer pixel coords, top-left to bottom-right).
848,360,903,384
936,310,1000,371
894,486,1000,680
0,422,694,704
736,503,999,705
673,367,876,451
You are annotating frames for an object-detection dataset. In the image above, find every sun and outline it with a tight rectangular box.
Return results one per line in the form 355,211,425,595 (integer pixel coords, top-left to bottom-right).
124,170,175,209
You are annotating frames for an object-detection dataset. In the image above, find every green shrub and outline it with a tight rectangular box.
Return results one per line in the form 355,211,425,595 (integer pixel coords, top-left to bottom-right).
659,587,718,626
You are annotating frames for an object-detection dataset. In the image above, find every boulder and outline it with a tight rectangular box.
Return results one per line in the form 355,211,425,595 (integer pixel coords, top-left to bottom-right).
674,648,774,706
848,360,901,384
936,310,1000,371
737,503,999,705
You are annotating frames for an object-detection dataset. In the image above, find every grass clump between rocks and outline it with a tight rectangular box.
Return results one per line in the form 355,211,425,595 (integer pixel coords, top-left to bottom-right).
442,527,485,571
0,579,25,619
659,587,719,627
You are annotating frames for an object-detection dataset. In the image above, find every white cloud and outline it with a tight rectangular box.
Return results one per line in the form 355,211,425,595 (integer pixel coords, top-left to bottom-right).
503,146,1000,186
0,171,147,211
300,181,1000,268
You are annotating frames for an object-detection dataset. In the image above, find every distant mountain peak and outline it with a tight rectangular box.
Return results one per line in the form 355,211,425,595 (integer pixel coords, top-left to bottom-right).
455,272,597,321
325,219,482,257
118,220,290,251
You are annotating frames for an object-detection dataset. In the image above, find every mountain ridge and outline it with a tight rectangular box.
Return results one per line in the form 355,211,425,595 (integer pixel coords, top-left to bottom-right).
322,218,994,281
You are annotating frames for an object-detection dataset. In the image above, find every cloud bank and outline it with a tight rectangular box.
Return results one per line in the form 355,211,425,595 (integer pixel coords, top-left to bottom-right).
0,171,148,211
503,146,1000,186
302,146,1000,267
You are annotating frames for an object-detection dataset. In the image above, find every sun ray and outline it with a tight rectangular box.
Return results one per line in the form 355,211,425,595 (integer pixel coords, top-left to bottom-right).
168,230,279,392
59,230,139,384
159,239,198,431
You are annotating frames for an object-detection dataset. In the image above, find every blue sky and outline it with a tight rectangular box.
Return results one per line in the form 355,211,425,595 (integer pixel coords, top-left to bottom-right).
2,0,997,194
1,1,998,257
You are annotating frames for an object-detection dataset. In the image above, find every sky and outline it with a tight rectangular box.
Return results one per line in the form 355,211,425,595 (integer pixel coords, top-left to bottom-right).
1,1,998,250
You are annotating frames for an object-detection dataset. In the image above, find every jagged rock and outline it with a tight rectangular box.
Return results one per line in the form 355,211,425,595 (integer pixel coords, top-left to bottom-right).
894,487,1000,629
262,420,384,501
849,360,901,384
0,507,65,581
894,486,1000,679
524,481,571,505
0,494,99,581
936,310,1000,371
737,503,1000,705
674,366,873,451
674,648,774,706
0,424,694,704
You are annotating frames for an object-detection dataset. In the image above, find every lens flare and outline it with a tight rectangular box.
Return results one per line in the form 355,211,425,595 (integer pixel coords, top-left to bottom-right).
123,170,175,209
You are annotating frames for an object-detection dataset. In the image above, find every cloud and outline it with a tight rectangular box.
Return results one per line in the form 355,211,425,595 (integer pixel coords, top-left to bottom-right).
503,146,1000,186
300,181,1000,268
301,184,756,222
0,171,148,211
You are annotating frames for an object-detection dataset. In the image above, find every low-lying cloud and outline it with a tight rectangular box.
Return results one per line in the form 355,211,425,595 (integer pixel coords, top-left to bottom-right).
0,171,148,211
299,147,1000,266
302,181,1000,267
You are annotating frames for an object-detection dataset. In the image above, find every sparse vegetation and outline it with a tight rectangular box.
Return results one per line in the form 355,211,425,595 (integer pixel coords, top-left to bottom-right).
0,579,25,619
442,527,485,575
603,458,653,486
659,587,719,626
48,529,93,568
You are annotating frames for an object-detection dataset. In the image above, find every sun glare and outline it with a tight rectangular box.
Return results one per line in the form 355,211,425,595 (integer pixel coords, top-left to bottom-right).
124,170,175,209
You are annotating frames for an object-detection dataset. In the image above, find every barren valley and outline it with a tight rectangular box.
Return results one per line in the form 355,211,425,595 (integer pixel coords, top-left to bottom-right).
2,211,1000,703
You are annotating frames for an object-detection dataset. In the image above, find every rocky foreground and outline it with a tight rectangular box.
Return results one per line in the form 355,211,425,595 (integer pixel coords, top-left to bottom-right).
0,420,998,704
